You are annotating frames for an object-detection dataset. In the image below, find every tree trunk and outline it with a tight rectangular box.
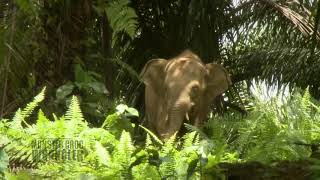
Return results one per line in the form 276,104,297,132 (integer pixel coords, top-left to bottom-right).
101,12,116,98
0,3,16,118
41,0,91,85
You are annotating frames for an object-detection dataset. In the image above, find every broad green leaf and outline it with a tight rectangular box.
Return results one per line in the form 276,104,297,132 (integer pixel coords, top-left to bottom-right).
126,107,139,117
116,104,128,114
87,82,109,95
74,64,87,83
56,82,74,101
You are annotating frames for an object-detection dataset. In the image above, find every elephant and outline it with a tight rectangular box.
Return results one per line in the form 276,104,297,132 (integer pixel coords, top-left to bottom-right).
140,50,231,139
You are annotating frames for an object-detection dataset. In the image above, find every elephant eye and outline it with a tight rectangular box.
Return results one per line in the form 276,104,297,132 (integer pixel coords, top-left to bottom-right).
190,85,199,98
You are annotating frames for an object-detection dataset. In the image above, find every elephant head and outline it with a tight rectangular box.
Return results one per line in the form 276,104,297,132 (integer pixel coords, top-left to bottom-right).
140,50,231,139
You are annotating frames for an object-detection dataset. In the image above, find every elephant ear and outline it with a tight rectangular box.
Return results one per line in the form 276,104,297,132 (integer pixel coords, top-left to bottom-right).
205,63,232,99
140,59,168,94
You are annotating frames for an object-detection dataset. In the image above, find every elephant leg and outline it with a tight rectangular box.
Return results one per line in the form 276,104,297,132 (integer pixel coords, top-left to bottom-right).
145,86,162,133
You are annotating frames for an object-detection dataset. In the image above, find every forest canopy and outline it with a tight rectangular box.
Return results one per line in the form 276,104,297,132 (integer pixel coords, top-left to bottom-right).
1,0,320,118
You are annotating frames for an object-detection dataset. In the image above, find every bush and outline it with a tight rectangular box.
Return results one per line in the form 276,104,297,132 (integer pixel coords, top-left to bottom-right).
1,88,320,179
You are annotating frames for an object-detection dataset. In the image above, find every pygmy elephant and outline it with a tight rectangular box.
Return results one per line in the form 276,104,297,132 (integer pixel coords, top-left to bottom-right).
140,50,231,139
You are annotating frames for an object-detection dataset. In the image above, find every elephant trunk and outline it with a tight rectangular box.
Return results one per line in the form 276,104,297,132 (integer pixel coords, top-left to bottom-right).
163,102,189,139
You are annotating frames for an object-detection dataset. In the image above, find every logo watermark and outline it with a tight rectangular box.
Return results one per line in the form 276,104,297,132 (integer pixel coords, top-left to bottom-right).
31,138,85,162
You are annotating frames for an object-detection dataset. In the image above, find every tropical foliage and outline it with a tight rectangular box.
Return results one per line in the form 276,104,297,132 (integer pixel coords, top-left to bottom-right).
2,0,320,117
1,88,320,179
2,0,320,179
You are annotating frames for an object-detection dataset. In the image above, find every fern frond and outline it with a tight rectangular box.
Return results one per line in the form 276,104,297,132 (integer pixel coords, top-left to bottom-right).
164,132,177,149
51,116,67,138
3,90,47,170
182,131,198,150
95,141,110,166
9,109,24,130
118,130,134,155
21,87,46,119
184,123,208,139
63,96,88,137
159,154,176,179
132,163,161,179
139,125,163,145
11,87,46,128
65,96,84,122
301,87,311,114
113,130,134,179
158,132,180,178
35,110,52,138
145,134,153,148
106,0,137,46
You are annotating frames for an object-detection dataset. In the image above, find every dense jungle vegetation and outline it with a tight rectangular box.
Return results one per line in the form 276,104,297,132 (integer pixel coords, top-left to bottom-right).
1,0,320,179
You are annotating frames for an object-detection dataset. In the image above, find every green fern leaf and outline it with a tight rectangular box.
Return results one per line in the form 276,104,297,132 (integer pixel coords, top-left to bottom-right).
182,131,198,150
95,141,110,166
106,0,137,46
118,130,134,158
164,132,177,149
65,96,84,122
301,87,311,114
0,147,9,176
145,134,153,149
112,130,134,179
9,88,46,129
10,108,24,130
139,125,163,145
21,87,46,119
52,116,67,138
132,163,161,180
35,110,51,138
